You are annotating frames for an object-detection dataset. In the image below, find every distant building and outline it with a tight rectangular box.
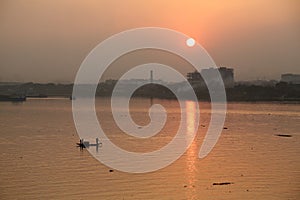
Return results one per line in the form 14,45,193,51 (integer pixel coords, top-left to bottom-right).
187,67,234,88
216,67,234,88
187,70,203,84
280,73,300,84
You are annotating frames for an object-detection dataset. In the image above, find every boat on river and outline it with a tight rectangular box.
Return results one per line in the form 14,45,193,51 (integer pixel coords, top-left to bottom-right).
0,95,26,102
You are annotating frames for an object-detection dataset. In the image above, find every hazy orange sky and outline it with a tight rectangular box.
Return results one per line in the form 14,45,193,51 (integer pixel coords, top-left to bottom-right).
0,0,299,82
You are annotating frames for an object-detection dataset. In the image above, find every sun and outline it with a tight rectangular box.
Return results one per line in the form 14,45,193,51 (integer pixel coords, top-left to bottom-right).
186,38,195,47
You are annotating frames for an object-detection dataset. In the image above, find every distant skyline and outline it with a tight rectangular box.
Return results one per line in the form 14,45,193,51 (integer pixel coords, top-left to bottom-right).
0,0,300,83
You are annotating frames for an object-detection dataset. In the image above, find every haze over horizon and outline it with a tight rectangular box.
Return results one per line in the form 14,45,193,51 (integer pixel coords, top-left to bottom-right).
0,0,299,83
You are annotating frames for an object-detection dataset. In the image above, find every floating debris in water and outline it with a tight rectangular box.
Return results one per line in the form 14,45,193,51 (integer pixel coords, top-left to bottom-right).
213,182,233,186
183,184,195,188
275,134,292,138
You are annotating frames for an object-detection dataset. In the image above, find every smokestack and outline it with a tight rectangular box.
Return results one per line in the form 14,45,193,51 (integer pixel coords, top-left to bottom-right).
150,70,153,83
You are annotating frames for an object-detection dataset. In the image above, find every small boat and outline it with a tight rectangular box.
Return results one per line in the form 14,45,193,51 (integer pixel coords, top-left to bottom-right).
76,141,86,148
0,95,26,102
77,138,101,148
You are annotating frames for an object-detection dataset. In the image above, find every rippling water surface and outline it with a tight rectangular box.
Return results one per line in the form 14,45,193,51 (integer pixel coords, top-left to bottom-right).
0,98,299,199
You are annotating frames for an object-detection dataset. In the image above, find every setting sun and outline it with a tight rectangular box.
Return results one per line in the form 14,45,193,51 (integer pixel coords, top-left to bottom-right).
186,38,195,47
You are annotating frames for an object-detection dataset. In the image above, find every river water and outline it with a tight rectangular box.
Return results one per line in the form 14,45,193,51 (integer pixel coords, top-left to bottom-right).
0,98,299,199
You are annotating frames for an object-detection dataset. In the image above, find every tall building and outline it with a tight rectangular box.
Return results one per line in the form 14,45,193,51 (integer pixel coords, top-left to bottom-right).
187,67,234,88
217,67,234,88
280,73,300,84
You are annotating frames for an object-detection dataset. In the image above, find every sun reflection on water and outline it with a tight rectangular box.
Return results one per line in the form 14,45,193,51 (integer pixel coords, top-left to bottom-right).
185,101,198,199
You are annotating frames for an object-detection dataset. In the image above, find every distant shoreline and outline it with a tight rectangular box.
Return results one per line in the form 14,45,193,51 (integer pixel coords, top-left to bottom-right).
2,96,299,105
0,81,299,103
